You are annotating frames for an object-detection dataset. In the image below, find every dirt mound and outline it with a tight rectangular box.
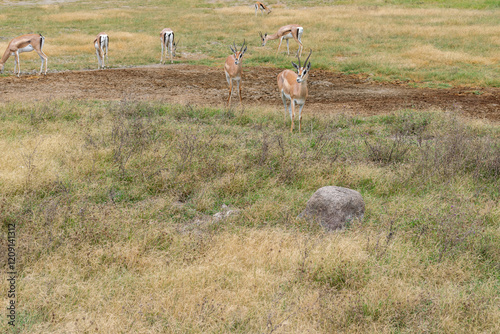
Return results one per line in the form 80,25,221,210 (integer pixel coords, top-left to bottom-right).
1,64,499,121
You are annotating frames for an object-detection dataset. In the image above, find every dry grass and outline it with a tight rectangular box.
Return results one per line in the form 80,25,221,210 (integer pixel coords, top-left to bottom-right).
43,9,132,23
0,100,498,333
402,45,495,67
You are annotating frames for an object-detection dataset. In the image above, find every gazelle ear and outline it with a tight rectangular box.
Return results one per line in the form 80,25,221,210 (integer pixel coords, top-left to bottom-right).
242,45,247,54
292,62,299,70
229,45,235,53
306,62,311,70
174,38,180,47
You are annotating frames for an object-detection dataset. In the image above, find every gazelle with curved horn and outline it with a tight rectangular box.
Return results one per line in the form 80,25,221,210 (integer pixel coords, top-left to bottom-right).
255,2,271,15
160,28,179,64
94,32,109,69
277,50,312,133
259,24,303,57
224,40,247,106
0,34,48,77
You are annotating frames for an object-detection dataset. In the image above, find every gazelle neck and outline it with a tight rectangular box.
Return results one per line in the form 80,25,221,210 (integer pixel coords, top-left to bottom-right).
266,33,280,41
0,47,11,66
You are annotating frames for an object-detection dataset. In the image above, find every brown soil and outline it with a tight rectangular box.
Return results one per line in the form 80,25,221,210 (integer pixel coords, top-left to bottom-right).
1,64,499,121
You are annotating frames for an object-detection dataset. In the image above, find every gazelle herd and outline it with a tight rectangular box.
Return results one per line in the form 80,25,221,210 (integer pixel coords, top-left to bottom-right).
0,2,310,133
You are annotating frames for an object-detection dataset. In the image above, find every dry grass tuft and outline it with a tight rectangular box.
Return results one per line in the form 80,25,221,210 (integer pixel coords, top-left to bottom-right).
403,44,494,66
43,9,132,22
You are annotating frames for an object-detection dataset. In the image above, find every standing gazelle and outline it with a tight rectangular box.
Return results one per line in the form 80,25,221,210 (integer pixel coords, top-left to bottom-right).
255,2,271,15
259,24,303,57
160,28,179,64
94,33,109,69
224,40,247,107
0,34,48,77
277,50,312,133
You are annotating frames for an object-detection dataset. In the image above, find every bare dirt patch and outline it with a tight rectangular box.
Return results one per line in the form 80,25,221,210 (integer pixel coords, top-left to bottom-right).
1,64,499,121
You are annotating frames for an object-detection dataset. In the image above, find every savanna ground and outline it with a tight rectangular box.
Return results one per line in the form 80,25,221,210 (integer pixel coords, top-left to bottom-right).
0,0,499,333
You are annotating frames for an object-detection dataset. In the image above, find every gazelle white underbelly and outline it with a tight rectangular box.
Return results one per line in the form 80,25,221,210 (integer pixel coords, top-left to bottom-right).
283,33,293,40
294,98,305,105
283,92,305,105
14,44,34,54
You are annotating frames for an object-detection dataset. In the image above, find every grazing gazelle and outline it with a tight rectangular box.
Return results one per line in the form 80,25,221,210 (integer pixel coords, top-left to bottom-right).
94,32,109,69
277,50,312,133
160,28,179,64
255,2,271,15
224,40,247,106
0,34,48,77
259,24,303,57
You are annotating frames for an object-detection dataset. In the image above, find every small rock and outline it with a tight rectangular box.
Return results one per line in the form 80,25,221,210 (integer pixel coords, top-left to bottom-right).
213,205,240,222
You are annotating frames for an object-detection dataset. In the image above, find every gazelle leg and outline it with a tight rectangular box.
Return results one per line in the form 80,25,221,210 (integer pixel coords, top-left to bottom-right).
170,40,174,64
290,99,295,132
96,49,101,69
281,92,288,124
298,104,305,133
13,53,17,76
160,42,164,64
237,79,242,105
41,51,48,75
101,48,105,68
286,39,290,55
38,54,44,74
276,37,283,55
227,79,233,106
15,52,20,77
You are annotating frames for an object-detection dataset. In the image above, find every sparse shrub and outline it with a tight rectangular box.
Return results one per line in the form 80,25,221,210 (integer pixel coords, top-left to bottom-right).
412,115,500,182
111,110,153,178
392,110,431,145
364,132,411,164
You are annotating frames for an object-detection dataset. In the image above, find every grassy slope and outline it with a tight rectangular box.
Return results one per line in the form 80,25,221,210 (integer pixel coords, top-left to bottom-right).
0,100,499,332
0,0,500,87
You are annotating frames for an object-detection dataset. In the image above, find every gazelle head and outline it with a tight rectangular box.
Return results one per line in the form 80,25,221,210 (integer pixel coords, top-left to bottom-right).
291,49,312,83
172,38,180,57
229,40,247,65
258,32,268,46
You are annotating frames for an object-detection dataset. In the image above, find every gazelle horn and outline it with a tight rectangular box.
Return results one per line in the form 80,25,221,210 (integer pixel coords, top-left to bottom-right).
304,49,312,66
240,39,246,53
